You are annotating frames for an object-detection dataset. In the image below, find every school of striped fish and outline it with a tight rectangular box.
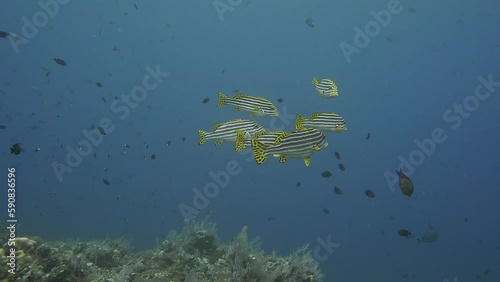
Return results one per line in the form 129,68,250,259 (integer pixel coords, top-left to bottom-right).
198,76,346,166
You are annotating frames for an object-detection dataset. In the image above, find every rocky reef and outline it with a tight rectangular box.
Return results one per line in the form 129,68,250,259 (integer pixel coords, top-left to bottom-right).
0,220,324,282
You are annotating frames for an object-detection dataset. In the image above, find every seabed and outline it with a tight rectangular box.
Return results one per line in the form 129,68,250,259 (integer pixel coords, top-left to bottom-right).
0,220,324,282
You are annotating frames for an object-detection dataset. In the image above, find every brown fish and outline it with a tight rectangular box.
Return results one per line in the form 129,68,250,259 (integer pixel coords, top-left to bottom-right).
338,163,345,171
334,151,341,160
321,171,332,178
54,58,67,66
396,169,414,197
305,17,314,28
333,186,343,195
397,229,411,237
365,189,375,198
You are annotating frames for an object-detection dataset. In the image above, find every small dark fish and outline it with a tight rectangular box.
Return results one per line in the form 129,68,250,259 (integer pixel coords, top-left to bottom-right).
338,163,345,171
151,154,156,160
0,124,6,129
134,2,138,9
277,98,283,103
54,58,67,66
365,189,375,198
366,133,371,140
182,137,186,142
102,178,110,185
95,82,103,88
98,126,106,135
295,182,301,188
0,31,9,38
396,169,414,197
166,140,171,146
408,7,416,13
222,69,225,73
113,45,120,52
267,217,274,221
322,208,329,215
202,98,210,104
398,229,411,237
334,151,341,160
333,186,343,195
10,143,22,155
321,171,332,178
305,17,314,28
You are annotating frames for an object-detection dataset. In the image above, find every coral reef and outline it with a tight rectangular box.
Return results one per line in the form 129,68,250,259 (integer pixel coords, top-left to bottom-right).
0,220,324,282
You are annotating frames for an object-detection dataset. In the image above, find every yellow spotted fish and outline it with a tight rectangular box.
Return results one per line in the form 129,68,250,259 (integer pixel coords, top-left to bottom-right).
235,130,286,152
198,119,264,150
218,92,278,117
251,128,328,166
312,77,338,98
296,112,347,132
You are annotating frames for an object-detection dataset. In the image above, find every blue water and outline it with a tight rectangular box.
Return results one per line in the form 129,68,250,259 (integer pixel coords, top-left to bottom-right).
1,0,499,281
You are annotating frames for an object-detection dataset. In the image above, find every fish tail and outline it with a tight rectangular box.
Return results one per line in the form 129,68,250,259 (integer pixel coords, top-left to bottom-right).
251,139,268,164
311,77,319,86
234,130,247,152
217,92,227,107
198,130,207,145
295,114,305,131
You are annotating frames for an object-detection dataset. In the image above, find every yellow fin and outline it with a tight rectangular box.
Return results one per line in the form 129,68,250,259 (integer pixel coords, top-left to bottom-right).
309,113,322,119
198,130,206,145
279,156,288,163
233,107,240,111
215,140,223,146
235,130,247,152
304,157,311,166
232,93,246,99
212,122,223,131
295,114,305,131
312,77,319,86
251,139,268,164
217,92,227,107
312,145,321,151
275,132,291,145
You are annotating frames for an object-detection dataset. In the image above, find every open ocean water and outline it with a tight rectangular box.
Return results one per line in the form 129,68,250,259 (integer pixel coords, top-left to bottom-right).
1,0,499,281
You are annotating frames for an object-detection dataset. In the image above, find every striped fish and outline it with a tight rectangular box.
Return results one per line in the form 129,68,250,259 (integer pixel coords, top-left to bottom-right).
312,77,338,98
251,128,328,166
198,119,264,149
295,112,347,132
218,92,278,117
235,130,286,152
